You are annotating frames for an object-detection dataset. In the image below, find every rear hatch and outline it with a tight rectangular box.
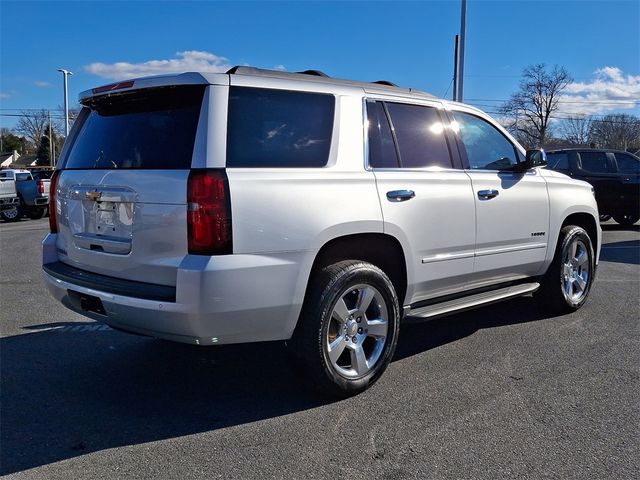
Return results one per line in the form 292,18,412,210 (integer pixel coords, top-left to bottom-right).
54,85,206,286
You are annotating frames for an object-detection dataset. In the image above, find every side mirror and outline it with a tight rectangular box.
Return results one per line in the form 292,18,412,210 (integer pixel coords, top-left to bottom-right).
514,149,547,172
526,149,547,167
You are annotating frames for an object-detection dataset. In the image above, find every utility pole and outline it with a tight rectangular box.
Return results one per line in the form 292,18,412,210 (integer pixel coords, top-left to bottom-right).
57,69,73,137
453,35,459,101
458,0,467,102
48,111,53,166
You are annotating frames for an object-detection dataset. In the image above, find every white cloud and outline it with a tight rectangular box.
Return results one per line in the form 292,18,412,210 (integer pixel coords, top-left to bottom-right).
0,92,10,99
34,81,52,88
273,64,286,71
85,50,232,80
558,67,640,116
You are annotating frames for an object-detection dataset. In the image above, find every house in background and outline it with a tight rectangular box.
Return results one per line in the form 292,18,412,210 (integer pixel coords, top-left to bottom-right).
0,150,38,168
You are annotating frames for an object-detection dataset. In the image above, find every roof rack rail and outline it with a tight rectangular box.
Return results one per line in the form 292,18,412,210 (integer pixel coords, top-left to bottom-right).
296,69,330,77
226,66,330,78
223,66,434,98
372,80,398,87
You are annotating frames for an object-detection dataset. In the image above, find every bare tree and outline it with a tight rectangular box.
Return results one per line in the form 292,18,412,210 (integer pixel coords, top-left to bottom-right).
500,64,573,147
15,110,52,147
561,115,593,145
589,114,640,151
55,105,81,134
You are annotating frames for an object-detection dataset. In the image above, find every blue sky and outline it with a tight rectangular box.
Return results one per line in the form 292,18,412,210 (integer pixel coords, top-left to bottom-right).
1,0,639,129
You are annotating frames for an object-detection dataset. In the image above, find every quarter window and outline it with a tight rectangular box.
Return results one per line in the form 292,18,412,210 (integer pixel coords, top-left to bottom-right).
366,101,399,168
227,87,335,168
385,103,453,169
452,111,518,170
614,153,640,174
579,152,610,173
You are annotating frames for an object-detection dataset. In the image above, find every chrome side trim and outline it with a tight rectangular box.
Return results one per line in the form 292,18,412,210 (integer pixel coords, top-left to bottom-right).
475,243,547,257
422,251,474,264
406,282,540,321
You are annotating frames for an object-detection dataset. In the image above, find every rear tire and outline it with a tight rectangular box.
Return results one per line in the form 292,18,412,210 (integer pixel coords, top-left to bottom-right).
291,260,400,397
613,214,639,226
537,226,595,314
27,207,46,220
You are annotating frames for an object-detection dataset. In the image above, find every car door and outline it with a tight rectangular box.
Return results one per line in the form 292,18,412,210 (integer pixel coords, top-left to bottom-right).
576,151,618,214
366,99,476,304
611,151,640,216
448,109,550,288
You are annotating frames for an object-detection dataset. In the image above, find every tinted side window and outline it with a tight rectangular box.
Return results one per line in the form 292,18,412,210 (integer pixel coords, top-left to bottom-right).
547,152,570,170
227,87,335,168
452,111,518,170
366,101,399,168
615,153,640,174
579,152,610,173
385,103,453,168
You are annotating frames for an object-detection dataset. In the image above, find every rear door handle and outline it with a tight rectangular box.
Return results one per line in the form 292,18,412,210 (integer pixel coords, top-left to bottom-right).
477,189,499,200
387,190,415,202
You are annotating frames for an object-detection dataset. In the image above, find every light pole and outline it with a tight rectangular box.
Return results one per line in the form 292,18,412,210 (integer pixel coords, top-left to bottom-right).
57,69,73,137
458,0,467,102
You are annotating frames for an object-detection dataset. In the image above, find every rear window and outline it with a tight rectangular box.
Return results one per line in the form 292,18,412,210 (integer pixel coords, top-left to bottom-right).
227,87,335,168
386,102,453,169
63,86,205,169
614,152,640,174
579,151,610,173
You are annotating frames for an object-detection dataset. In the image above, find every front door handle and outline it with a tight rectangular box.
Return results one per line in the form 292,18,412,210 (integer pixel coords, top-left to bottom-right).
387,190,415,202
477,189,499,200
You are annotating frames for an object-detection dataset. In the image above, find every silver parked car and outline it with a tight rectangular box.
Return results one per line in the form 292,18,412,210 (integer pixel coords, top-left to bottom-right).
44,67,600,396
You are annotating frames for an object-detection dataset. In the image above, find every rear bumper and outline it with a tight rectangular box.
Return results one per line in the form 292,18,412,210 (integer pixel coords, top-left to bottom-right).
0,197,19,208
42,234,308,346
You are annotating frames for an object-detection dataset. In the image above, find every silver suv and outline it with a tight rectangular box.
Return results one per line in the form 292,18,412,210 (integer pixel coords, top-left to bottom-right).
43,67,601,396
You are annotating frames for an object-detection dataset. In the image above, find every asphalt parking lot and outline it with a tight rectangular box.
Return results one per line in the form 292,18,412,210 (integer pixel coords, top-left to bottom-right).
1,218,638,479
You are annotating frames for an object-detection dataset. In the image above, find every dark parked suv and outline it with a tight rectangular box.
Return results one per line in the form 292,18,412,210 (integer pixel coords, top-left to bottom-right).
546,148,640,225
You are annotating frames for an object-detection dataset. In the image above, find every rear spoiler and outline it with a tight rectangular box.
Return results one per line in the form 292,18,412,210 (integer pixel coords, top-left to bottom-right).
79,72,228,103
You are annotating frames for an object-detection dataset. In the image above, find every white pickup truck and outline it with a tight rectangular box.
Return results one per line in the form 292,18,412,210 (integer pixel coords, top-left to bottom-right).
0,170,20,221
43,68,601,396
0,169,51,221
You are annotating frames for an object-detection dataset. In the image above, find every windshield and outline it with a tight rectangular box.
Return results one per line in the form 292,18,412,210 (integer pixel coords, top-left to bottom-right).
64,85,205,170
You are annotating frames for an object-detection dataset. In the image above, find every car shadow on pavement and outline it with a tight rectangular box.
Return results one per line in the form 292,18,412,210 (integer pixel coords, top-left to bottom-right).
601,223,640,232
1,296,551,475
599,240,640,265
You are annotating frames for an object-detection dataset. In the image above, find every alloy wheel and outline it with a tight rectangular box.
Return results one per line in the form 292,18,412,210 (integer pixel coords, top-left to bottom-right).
325,284,389,378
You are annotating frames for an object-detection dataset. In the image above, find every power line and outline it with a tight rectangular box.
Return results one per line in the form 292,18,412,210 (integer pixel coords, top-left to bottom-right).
466,98,640,104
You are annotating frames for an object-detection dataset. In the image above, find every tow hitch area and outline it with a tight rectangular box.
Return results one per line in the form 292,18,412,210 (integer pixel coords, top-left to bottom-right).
68,290,106,315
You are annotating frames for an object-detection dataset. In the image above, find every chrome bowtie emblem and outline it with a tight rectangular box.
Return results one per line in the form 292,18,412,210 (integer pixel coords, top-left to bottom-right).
85,190,102,201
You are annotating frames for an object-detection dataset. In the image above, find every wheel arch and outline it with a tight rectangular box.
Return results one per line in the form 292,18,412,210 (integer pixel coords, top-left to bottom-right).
308,233,409,307
561,212,599,258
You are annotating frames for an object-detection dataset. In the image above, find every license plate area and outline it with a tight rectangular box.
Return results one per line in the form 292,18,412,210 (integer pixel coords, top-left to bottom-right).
67,186,136,254
68,290,106,315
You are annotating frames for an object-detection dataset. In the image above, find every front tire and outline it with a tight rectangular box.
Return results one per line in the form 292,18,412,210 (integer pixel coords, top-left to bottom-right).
538,226,595,313
613,214,639,226
1,206,21,222
291,260,400,397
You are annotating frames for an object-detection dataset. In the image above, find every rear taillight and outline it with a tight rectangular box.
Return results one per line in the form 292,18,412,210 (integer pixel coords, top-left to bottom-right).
37,179,45,194
187,169,232,255
49,170,60,233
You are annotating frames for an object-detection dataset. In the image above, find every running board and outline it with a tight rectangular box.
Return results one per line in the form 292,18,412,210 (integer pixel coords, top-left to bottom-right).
404,282,540,322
